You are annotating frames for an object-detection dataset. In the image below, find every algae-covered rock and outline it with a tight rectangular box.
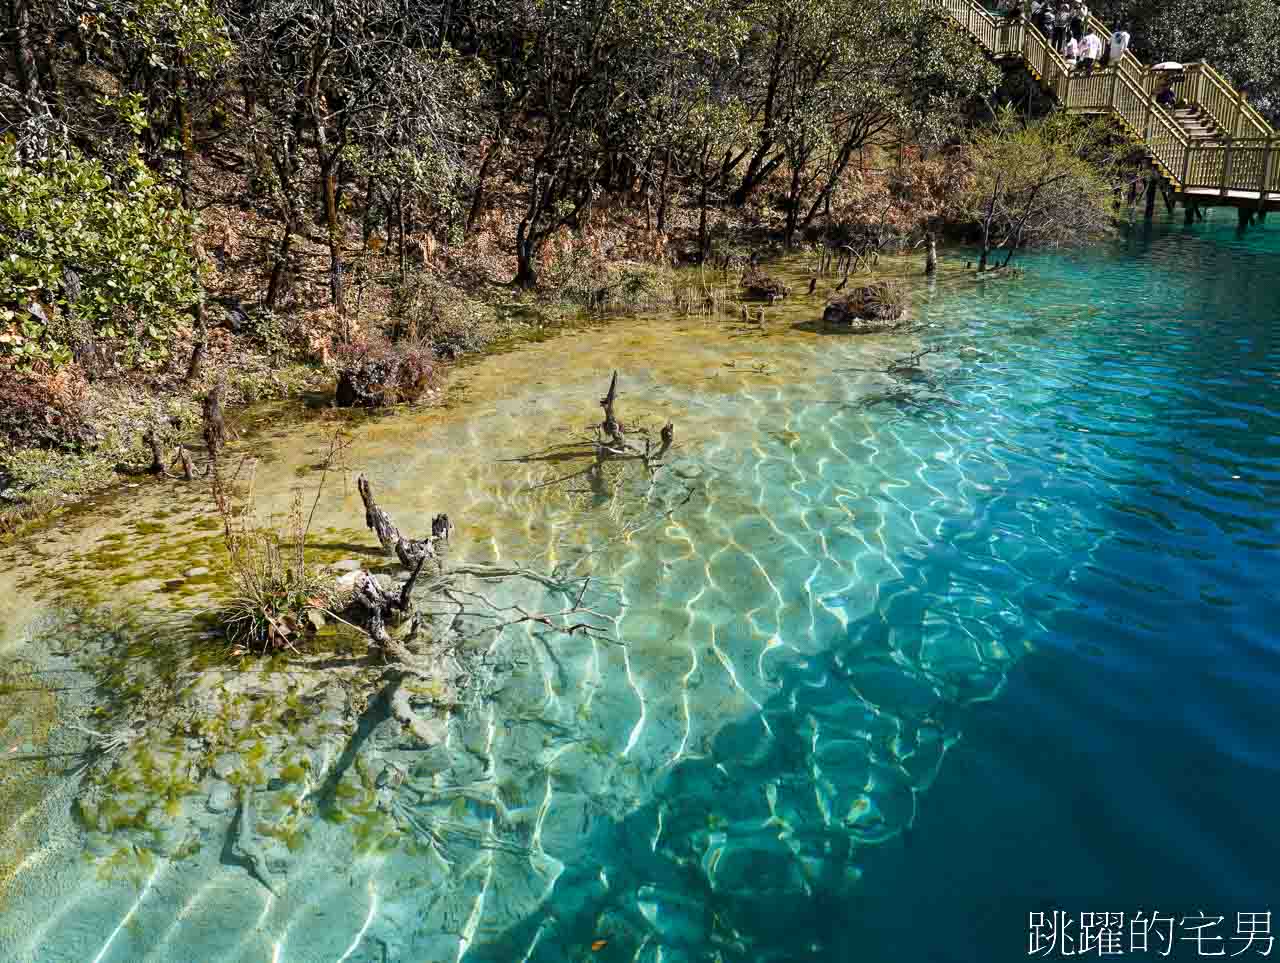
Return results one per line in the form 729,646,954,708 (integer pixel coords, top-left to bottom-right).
822,280,907,331
741,266,790,302
335,343,433,408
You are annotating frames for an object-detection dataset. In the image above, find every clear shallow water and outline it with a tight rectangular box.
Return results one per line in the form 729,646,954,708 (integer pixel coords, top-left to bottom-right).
1,211,1278,961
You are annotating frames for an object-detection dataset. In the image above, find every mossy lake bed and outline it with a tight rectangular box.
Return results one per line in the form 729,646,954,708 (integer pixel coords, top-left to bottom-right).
0,254,980,961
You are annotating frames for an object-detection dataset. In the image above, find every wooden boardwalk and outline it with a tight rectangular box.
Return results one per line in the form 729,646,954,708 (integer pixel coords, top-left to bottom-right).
931,0,1280,214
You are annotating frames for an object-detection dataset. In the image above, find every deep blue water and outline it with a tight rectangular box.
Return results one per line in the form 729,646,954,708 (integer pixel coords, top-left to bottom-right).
498,212,1280,962
841,216,1280,960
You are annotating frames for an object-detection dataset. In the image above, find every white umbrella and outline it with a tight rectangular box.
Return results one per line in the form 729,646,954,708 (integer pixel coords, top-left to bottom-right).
1152,61,1184,70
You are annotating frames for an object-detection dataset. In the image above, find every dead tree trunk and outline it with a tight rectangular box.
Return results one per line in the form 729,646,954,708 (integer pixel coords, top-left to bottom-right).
145,432,165,475
600,370,625,447
924,232,938,276
202,380,226,475
357,474,451,569
185,298,208,384
173,445,195,481
352,555,427,645
655,422,674,461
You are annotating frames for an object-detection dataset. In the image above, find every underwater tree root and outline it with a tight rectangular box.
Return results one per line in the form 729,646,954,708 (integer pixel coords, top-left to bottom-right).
232,787,277,895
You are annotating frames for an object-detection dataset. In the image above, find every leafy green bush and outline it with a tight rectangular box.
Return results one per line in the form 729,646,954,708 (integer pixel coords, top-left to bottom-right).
0,145,201,370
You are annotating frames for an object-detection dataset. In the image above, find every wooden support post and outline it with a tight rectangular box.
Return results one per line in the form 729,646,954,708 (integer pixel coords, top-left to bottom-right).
1144,175,1157,221
1237,206,1251,230
1220,141,1234,198
1184,202,1196,224
1259,139,1274,213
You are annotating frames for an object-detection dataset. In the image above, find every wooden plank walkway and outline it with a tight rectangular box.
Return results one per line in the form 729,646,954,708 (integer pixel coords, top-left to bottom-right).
930,0,1280,212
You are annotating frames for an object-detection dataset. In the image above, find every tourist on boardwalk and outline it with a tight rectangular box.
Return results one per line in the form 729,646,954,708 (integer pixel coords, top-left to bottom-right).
1077,28,1103,71
1038,3,1055,39
1054,4,1072,51
1070,1,1088,40
1108,26,1131,66
1063,34,1080,67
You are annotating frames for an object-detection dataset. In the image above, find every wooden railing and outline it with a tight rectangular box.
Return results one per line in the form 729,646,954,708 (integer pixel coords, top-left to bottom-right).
930,0,1278,205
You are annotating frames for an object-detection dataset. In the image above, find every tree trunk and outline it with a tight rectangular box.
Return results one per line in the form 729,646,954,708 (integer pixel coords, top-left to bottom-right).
265,227,293,310
514,240,539,288
784,162,801,248
362,176,378,247
176,66,195,209
185,299,208,383
978,176,1001,273
10,0,44,104
514,216,542,287
322,160,345,317
466,138,498,234
656,145,672,234
176,61,208,383
397,186,406,281
697,180,709,261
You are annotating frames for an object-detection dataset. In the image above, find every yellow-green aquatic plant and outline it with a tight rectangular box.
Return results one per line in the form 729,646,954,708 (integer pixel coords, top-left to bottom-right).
212,469,332,653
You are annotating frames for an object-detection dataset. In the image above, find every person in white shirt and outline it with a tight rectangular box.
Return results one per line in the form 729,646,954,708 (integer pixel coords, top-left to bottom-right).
1078,30,1103,71
1063,35,1079,67
1108,27,1131,66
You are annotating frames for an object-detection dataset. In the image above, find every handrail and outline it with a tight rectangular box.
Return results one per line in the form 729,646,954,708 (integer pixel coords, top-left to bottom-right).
933,0,1278,204
972,4,1276,139
1190,61,1271,139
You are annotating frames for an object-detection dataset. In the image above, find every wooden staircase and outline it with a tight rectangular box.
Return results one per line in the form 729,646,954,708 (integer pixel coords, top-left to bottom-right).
929,0,1280,211
1173,108,1225,146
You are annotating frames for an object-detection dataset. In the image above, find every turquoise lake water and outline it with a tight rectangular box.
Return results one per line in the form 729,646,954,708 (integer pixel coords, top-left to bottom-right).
2,211,1277,961
485,215,1280,961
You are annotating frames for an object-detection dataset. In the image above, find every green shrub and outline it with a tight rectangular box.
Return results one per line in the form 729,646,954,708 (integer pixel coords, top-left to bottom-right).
0,145,201,370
